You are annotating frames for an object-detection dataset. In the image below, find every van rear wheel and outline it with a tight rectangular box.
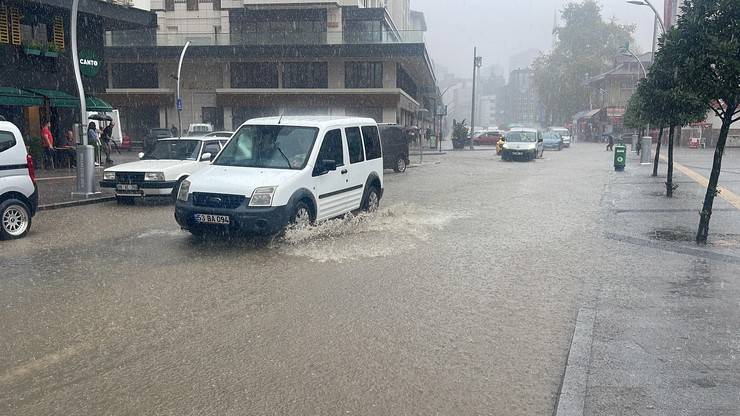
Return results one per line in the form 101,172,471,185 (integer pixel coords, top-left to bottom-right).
0,199,31,240
394,156,407,173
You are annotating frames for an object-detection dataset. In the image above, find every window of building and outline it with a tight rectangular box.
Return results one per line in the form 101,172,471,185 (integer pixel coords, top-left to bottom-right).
230,62,279,88
343,19,382,43
345,62,383,89
201,107,224,130
396,64,418,97
283,62,327,89
361,126,382,160
345,127,365,164
316,129,344,169
186,0,198,11
165,0,175,11
111,63,158,88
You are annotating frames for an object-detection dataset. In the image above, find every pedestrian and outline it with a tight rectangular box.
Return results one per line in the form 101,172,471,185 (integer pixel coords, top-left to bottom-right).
41,121,55,169
606,134,614,151
636,138,642,156
101,122,114,164
87,122,101,167
171,124,178,137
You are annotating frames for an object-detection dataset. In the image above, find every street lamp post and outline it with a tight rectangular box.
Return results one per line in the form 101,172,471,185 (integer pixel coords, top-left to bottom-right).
626,0,666,34
175,41,191,138
70,0,99,198
469,47,483,150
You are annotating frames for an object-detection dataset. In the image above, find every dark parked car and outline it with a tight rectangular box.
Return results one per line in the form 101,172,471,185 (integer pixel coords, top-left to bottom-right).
378,124,410,173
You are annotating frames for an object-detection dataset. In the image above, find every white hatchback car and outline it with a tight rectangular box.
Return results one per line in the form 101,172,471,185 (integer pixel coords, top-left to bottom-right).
175,116,384,236
0,121,37,240
101,137,226,204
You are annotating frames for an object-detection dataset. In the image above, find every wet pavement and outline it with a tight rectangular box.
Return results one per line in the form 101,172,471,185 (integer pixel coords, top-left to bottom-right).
1,143,738,415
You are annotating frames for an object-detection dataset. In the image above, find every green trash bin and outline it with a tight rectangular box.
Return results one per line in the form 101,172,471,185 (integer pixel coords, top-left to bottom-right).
614,144,627,171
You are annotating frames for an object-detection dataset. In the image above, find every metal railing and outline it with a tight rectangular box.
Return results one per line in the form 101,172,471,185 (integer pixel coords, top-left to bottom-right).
105,29,425,47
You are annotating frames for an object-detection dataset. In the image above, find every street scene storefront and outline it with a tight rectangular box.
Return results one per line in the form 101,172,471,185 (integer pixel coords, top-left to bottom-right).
0,0,155,143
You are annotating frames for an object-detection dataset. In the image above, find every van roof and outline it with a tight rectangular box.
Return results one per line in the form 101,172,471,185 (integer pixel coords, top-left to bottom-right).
244,116,377,129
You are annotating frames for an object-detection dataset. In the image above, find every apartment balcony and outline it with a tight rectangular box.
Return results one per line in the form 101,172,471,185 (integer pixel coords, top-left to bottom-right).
105,29,425,47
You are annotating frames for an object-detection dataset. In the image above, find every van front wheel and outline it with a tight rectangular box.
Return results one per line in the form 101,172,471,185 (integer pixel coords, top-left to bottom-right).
289,201,312,227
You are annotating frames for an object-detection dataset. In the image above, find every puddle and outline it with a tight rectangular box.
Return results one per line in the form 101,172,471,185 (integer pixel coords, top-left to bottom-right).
668,258,713,299
277,203,466,263
136,229,187,239
648,228,740,248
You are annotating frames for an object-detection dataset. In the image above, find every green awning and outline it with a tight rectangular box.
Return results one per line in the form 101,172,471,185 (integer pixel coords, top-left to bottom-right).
26,89,79,108
24,89,113,112
86,96,113,112
0,87,44,107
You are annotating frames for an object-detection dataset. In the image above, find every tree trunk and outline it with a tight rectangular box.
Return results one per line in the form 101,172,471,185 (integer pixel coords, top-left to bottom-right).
652,127,664,177
696,104,737,244
666,125,675,197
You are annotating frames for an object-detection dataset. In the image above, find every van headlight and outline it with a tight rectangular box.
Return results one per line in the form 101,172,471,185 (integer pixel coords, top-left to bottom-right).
177,179,191,202
249,186,276,207
103,171,116,181
145,172,165,181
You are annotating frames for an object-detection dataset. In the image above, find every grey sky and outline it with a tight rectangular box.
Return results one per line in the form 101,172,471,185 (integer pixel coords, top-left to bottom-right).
411,0,657,78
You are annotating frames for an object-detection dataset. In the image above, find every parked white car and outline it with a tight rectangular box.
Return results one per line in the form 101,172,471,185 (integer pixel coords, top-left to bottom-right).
100,137,227,204
186,123,213,136
0,121,37,239
175,116,384,236
501,128,544,161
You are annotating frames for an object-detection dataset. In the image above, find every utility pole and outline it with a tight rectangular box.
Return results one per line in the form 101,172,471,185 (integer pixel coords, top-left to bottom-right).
71,0,99,198
175,41,191,138
470,47,482,150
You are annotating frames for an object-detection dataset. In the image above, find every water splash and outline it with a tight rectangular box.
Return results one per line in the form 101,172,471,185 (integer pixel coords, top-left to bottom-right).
277,203,466,263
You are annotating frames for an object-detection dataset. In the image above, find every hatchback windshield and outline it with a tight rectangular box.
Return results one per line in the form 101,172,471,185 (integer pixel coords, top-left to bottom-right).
214,125,318,170
543,133,560,141
144,140,201,160
506,131,537,142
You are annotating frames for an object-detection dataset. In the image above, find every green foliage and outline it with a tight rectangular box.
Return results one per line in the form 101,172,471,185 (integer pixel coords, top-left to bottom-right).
533,0,635,124
622,82,648,129
452,119,469,141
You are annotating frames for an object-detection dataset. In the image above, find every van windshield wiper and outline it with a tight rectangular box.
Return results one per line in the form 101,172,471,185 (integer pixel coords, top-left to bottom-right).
275,145,292,168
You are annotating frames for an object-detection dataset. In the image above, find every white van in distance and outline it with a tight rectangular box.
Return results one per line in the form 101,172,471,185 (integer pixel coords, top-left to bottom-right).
175,117,384,236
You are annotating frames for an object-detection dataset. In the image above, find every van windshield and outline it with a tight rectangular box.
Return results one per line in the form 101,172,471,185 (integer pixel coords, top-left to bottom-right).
213,125,318,170
506,131,537,142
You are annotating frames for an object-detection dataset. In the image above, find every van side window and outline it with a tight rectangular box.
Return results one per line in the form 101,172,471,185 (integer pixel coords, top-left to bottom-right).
361,126,381,160
0,131,16,153
345,127,365,164
317,129,344,166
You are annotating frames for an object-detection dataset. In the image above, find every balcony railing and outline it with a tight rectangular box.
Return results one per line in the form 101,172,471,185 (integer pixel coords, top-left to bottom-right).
105,30,425,47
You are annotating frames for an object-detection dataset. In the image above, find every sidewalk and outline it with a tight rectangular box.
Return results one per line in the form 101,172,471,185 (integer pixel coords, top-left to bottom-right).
582,150,740,415
34,151,140,207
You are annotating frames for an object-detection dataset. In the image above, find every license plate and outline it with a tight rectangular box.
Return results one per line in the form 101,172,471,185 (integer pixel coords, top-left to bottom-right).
194,214,230,225
117,184,138,191
513,151,523,155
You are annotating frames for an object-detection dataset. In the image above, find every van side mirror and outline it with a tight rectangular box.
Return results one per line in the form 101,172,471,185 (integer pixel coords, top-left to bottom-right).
314,159,337,176
138,152,145,159
537,137,544,143
200,152,212,162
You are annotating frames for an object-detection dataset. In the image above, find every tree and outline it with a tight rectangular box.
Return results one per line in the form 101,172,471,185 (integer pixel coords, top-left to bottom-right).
533,0,635,125
661,0,740,243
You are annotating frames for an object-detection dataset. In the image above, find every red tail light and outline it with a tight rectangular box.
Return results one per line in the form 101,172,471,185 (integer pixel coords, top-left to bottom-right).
26,154,36,184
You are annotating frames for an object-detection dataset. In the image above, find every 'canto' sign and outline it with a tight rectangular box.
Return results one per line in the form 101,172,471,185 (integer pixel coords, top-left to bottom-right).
78,50,101,77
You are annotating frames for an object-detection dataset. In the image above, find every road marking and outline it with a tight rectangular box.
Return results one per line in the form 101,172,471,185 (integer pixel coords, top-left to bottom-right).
660,155,740,210
0,342,90,385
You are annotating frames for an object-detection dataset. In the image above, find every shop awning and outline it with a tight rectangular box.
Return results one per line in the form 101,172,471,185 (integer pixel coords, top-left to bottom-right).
25,89,113,112
86,96,113,112
26,89,79,108
0,87,44,107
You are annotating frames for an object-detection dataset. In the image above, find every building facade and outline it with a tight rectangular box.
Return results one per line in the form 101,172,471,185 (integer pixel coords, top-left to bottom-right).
103,0,438,140
503,68,541,126
0,0,155,139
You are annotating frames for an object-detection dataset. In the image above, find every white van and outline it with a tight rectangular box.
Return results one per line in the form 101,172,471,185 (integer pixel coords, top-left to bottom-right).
0,121,38,240
175,116,384,236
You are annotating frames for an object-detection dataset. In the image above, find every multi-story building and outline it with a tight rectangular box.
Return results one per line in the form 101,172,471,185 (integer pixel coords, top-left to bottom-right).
503,68,541,126
664,0,685,28
477,95,498,129
102,0,438,141
0,0,155,139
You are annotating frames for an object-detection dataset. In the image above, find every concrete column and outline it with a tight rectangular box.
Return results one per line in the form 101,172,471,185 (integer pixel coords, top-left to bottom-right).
383,61,397,89
328,60,344,89
224,106,233,131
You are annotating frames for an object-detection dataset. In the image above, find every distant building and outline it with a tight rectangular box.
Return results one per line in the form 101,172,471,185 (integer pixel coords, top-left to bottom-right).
503,68,541,126
509,49,539,72
478,95,498,129
103,0,438,140
664,0,685,28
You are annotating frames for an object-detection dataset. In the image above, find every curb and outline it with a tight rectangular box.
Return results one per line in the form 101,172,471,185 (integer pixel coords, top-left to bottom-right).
554,307,595,416
38,196,115,212
409,152,447,156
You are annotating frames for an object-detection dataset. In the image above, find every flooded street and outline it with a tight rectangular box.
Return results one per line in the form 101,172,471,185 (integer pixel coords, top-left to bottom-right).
2,144,739,415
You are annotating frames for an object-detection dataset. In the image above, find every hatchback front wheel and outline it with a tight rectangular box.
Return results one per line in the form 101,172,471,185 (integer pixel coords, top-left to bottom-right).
0,199,31,240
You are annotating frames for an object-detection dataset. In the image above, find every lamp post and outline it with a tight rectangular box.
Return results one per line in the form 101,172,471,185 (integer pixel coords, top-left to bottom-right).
70,0,99,198
626,1,666,34
175,41,191,138
469,47,483,150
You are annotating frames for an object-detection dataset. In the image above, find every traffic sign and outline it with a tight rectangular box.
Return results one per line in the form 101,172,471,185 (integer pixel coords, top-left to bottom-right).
176,98,183,111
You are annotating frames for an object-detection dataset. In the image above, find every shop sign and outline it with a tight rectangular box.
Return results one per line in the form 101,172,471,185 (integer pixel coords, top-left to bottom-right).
79,50,101,77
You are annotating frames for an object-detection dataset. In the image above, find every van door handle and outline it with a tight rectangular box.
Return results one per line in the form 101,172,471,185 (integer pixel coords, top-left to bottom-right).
340,169,348,174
